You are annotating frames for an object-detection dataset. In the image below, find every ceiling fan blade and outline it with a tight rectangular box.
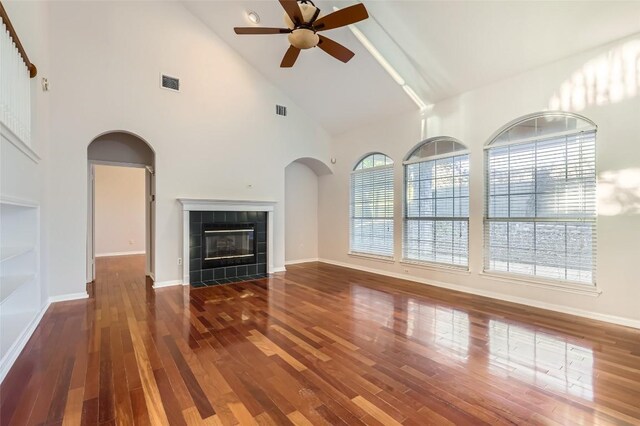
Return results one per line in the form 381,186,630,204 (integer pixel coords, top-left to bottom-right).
317,35,355,63
313,3,368,31
279,0,304,25
280,45,301,68
234,27,291,35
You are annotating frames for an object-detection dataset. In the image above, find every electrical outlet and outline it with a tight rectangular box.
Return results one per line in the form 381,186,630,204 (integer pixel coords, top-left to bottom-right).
177,258,183,266
403,268,409,273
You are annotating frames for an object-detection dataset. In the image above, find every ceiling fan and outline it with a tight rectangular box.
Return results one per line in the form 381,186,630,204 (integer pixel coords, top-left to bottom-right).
234,0,369,68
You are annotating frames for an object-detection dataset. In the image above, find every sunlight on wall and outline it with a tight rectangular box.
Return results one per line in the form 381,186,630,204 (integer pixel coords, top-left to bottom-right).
549,38,640,111
488,320,594,401
598,168,640,216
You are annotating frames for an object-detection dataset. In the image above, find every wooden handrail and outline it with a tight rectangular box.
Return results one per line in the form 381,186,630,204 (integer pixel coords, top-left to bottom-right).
0,1,37,78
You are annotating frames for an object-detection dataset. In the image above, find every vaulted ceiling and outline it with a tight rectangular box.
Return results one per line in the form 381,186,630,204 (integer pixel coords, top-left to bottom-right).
183,1,640,135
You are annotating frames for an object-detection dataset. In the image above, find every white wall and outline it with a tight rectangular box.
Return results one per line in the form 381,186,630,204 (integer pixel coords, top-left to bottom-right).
285,161,318,263
94,165,146,256
319,35,640,326
44,1,331,294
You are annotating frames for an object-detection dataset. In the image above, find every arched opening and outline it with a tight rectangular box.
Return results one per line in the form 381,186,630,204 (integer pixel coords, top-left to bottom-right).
284,157,332,264
87,131,156,285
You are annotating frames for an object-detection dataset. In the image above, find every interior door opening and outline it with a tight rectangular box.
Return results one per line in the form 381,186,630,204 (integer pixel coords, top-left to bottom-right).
87,131,155,286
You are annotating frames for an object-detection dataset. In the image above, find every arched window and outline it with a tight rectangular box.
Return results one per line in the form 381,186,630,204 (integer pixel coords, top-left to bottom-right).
350,153,394,257
403,138,469,267
485,112,596,284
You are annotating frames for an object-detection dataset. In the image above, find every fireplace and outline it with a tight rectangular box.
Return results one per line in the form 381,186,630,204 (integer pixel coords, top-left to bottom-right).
202,223,256,268
184,207,269,286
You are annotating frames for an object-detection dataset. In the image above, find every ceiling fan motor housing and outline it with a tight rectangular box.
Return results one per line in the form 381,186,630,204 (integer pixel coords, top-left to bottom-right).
283,2,319,29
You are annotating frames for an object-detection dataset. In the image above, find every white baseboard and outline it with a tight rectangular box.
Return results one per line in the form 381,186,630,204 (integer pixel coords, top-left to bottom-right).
271,266,287,273
96,251,145,257
318,258,640,330
285,258,319,265
153,280,183,289
48,292,89,303
0,301,50,383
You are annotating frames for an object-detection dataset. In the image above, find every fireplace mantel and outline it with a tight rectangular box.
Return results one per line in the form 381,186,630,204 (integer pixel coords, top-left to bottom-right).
178,198,277,285
178,198,277,212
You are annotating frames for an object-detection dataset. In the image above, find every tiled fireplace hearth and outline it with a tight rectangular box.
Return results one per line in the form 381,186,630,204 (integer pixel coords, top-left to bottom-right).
179,199,275,287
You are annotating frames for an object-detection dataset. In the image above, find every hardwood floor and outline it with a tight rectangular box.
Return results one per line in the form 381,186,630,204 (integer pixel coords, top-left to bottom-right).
2,255,640,425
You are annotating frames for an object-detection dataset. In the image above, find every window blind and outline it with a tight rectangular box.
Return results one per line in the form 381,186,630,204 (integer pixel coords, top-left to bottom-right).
484,130,596,284
350,164,394,257
404,154,469,267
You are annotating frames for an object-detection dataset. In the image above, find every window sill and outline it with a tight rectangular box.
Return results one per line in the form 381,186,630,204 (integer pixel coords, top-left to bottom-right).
348,252,395,263
400,259,470,275
480,271,601,296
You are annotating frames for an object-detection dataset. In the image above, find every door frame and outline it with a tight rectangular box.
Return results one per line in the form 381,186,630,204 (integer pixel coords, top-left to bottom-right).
86,160,155,283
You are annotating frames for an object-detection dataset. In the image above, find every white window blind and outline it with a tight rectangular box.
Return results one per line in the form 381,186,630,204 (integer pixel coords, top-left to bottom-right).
404,153,469,267
485,129,596,284
350,154,394,257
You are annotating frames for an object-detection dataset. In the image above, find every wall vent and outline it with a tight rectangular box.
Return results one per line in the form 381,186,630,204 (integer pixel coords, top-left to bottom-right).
276,105,287,116
160,74,180,92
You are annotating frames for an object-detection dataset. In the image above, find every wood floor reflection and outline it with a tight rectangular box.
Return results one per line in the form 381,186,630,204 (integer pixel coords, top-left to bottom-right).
2,255,640,425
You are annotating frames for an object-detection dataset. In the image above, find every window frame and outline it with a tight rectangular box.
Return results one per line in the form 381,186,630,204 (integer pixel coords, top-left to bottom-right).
483,112,598,289
402,137,470,270
349,152,395,259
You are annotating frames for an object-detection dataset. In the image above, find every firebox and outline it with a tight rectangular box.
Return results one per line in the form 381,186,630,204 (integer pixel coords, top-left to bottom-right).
202,223,256,268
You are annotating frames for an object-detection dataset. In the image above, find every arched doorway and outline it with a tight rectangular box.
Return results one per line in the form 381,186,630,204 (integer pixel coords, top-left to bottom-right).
284,157,332,264
87,131,156,283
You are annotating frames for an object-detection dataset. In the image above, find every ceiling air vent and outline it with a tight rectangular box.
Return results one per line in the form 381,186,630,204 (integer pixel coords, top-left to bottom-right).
160,74,180,92
276,105,287,116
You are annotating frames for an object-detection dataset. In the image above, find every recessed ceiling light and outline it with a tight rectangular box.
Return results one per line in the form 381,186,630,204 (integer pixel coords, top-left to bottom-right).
246,11,260,24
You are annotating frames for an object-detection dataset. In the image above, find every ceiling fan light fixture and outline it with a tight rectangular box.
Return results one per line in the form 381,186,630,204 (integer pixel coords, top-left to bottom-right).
246,10,260,24
288,29,320,49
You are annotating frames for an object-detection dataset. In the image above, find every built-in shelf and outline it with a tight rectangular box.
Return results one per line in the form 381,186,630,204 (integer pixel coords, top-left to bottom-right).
0,246,33,263
0,274,34,304
0,102,42,380
0,192,40,379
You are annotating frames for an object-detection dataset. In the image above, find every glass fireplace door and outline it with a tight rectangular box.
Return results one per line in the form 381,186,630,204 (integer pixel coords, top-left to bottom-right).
202,223,256,267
